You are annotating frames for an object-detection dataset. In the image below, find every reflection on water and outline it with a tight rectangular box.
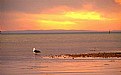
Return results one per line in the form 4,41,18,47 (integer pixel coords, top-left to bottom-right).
1,33,121,57
0,33,121,75
1,55,121,75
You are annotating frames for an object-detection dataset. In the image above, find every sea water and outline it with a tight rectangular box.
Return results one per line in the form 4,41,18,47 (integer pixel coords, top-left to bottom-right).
0,33,121,75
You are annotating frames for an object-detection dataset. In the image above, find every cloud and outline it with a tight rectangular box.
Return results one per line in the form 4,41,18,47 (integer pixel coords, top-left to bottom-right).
41,5,73,14
1,0,121,14
65,11,107,20
1,0,121,31
1,0,83,13
115,0,121,4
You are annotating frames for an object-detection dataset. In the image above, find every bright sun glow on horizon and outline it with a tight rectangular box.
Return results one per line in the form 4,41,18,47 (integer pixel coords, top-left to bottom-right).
36,20,76,30
33,11,117,30
65,12,106,20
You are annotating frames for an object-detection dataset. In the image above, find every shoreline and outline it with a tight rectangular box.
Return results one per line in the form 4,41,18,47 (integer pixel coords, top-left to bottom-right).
50,52,121,59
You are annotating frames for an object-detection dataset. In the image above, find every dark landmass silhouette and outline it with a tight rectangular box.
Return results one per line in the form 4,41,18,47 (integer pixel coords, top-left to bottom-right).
1,30,121,34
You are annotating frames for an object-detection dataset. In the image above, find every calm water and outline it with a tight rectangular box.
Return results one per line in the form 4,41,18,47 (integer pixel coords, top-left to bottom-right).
0,33,121,75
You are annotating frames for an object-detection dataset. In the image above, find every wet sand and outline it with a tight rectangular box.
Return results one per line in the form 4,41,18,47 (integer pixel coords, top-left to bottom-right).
1,55,121,75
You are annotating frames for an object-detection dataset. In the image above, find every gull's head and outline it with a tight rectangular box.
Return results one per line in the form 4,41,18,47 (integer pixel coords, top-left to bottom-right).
33,48,36,52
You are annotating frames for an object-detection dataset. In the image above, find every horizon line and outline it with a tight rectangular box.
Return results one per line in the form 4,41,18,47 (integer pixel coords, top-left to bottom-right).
1,29,121,32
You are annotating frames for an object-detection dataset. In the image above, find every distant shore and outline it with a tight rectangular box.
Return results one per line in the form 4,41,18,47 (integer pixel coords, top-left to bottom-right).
1,30,121,34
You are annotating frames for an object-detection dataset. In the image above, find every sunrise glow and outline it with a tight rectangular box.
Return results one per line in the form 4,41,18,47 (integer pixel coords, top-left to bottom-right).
1,0,121,31
65,12,105,20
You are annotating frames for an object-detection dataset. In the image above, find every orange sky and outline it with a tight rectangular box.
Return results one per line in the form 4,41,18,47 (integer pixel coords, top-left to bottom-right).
1,0,121,31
